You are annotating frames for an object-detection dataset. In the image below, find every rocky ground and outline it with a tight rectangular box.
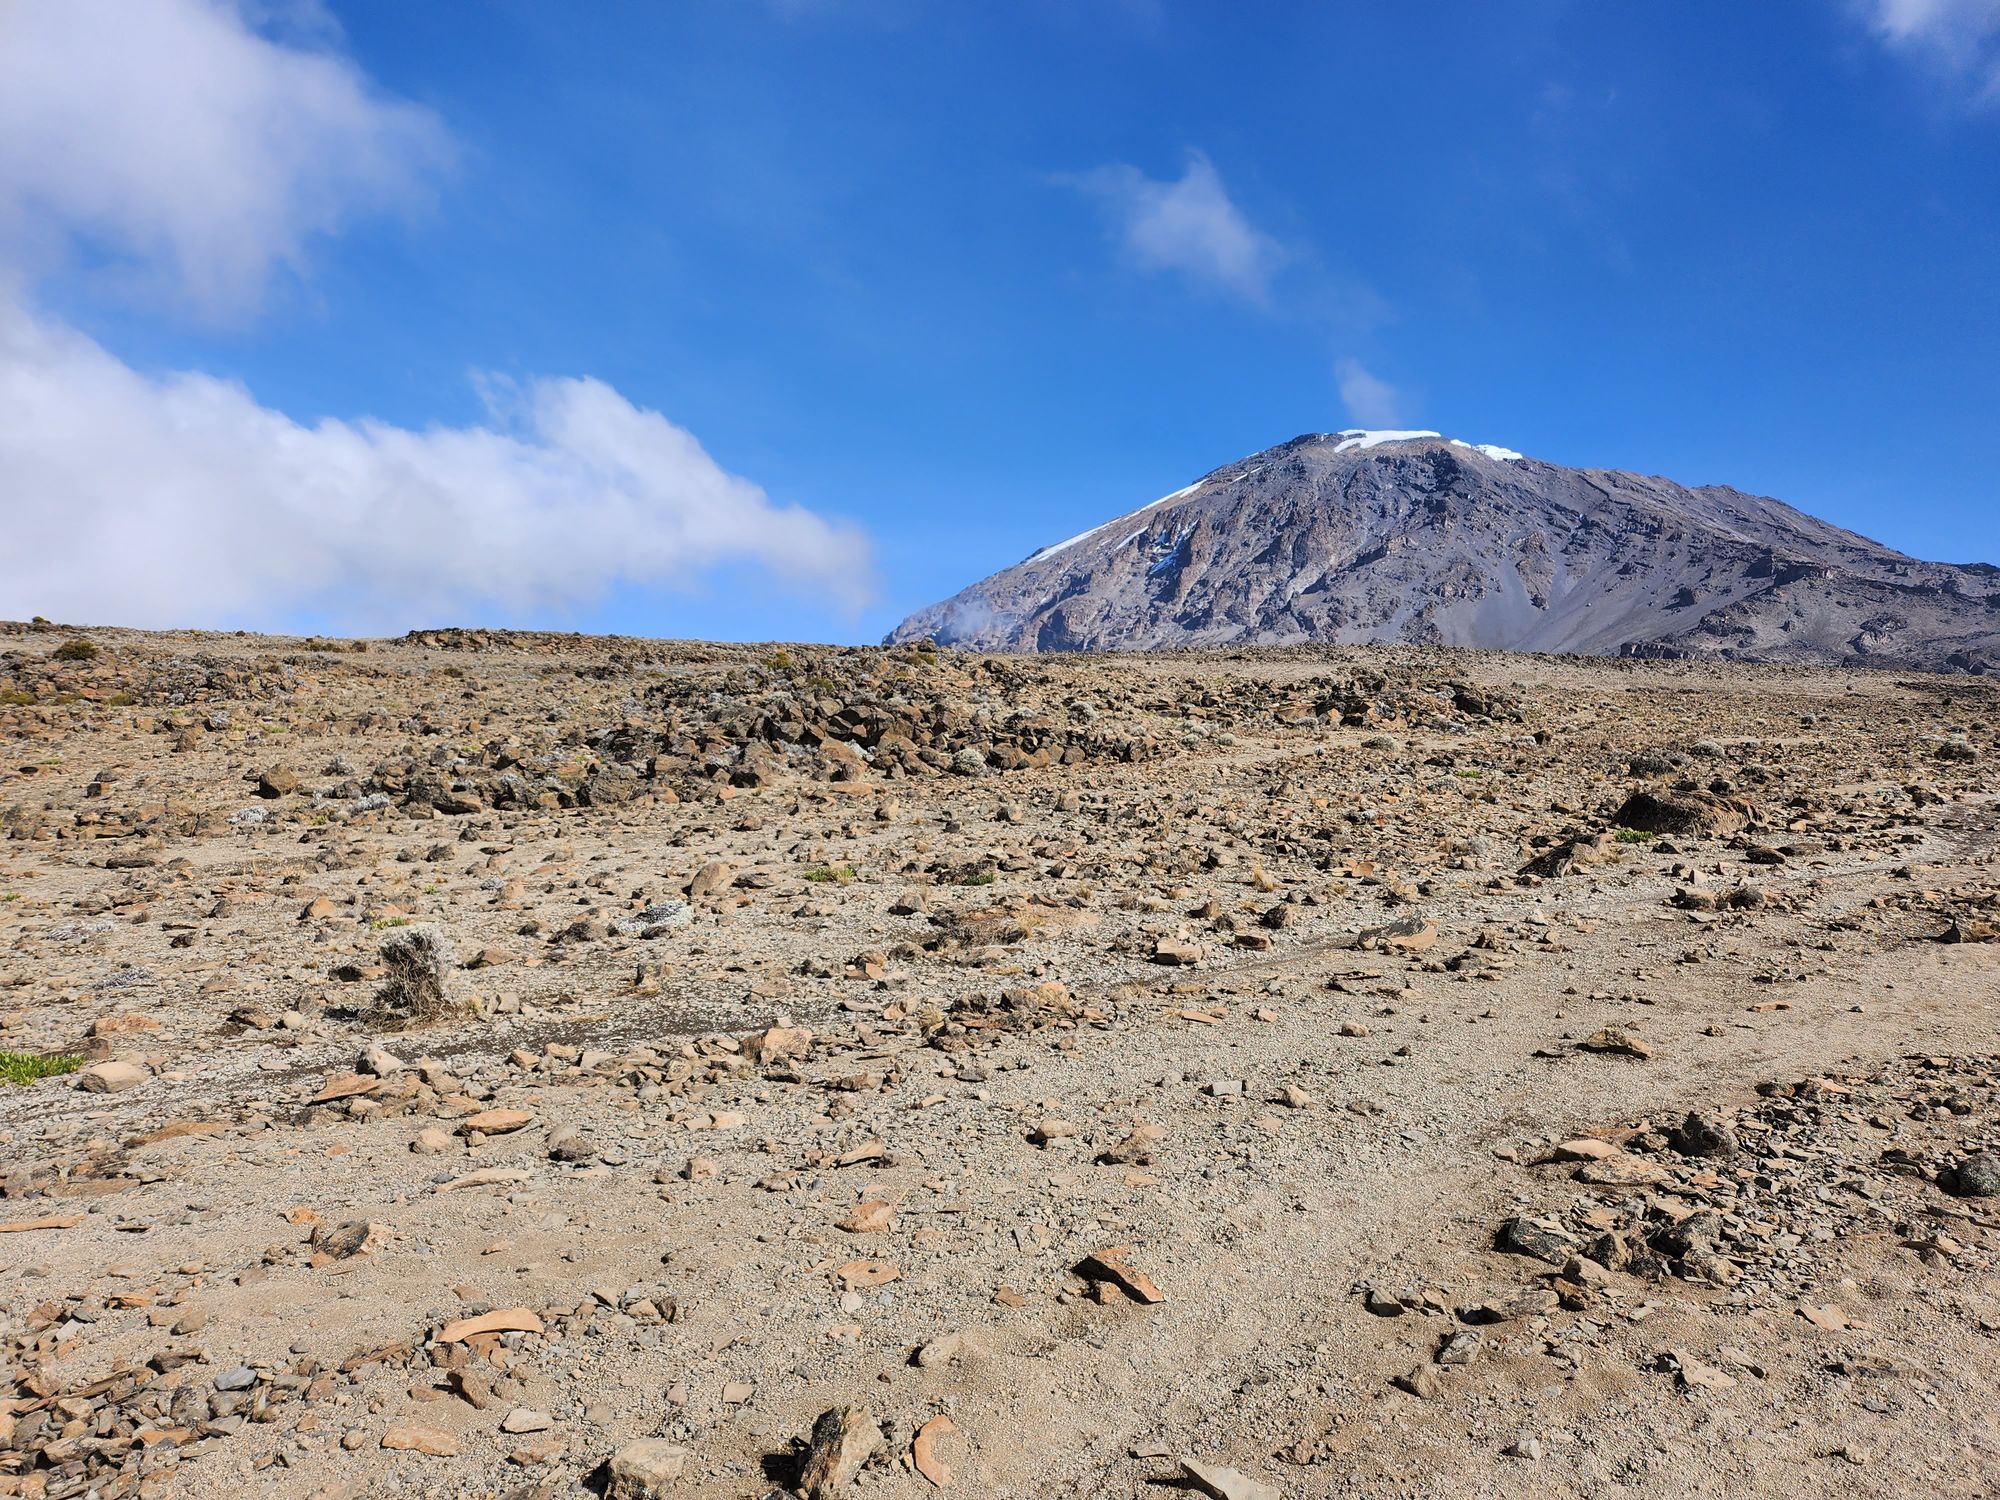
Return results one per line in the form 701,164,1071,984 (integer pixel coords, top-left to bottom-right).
1,620,1997,1500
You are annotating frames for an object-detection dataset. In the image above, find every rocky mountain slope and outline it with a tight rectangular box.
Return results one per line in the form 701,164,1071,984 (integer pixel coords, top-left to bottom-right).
890,431,2000,670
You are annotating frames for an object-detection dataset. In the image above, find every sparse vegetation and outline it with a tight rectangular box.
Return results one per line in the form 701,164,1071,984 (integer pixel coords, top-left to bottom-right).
1614,827,1656,843
368,926,458,1028
1,1051,81,1086
52,638,99,662
804,865,856,883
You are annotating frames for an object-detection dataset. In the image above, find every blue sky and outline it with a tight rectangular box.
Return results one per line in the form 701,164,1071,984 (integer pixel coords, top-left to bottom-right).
3,0,1998,641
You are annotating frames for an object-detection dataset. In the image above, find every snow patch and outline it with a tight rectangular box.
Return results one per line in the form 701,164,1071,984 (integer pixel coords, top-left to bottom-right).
1324,429,1524,461
1449,439,1524,462
1333,428,1442,452
1148,526,1193,578
1030,481,1204,562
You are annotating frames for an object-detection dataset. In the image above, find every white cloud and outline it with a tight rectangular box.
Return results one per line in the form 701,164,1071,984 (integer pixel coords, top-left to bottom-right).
0,0,451,319
1335,357,1405,428
0,0,874,630
1856,0,2000,101
0,300,875,629
1070,151,1285,301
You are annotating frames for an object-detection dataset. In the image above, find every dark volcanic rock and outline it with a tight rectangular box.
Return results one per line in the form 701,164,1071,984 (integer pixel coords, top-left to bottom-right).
1611,789,1757,837
1944,1154,2000,1197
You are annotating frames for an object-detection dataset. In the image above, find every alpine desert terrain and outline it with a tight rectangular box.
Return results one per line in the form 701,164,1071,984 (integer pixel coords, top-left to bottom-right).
891,431,2000,672
3,621,1999,1500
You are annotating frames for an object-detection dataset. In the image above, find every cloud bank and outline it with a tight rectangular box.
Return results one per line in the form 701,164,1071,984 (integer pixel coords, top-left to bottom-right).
0,0,873,630
1069,151,1285,301
0,301,873,629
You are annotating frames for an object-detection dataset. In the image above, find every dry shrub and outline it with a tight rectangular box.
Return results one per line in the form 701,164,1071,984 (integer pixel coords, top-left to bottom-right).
369,926,460,1028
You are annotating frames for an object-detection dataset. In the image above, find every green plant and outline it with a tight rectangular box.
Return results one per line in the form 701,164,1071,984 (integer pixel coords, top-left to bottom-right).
804,865,856,883
1,1052,82,1086
959,870,997,886
1613,827,1655,843
370,915,413,930
52,638,99,663
0,689,33,706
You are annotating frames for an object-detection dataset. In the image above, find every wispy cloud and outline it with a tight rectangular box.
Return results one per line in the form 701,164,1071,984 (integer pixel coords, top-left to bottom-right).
1065,152,1418,430
0,0,874,630
1066,150,1286,302
1334,357,1405,428
1855,0,2000,103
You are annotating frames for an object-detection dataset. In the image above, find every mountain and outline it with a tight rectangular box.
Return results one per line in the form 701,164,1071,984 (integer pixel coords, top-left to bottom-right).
888,430,2000,671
